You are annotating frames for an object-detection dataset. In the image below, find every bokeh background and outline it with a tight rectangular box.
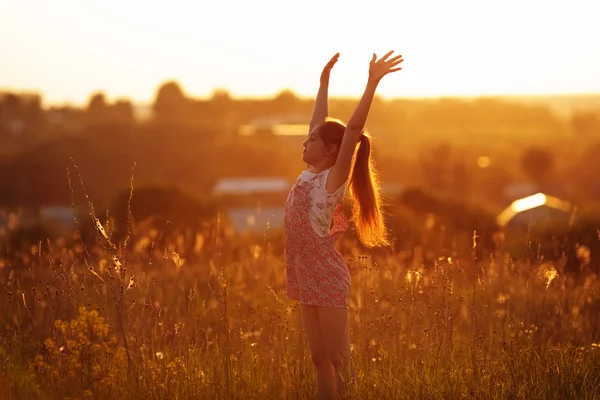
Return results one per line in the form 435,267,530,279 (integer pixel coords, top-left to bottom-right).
1,1,600,399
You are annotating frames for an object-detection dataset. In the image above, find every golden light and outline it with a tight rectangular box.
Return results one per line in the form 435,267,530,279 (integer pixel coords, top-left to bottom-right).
477,156,491,168
511,193,547,213
496,192,573,227
0,2,598,104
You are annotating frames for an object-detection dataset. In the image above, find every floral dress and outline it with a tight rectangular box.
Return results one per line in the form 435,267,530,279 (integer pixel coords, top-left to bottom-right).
284,169,350,308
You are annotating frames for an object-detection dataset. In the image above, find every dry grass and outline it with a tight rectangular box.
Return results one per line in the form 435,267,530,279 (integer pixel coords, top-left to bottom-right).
1,169,599,399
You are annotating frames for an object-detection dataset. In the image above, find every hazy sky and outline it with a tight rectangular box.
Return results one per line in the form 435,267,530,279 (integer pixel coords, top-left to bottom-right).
1,0,599,105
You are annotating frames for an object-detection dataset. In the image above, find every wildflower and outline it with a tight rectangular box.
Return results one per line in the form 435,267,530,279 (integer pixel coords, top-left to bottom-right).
171,251,185,268
576,245,591,266
29,307,126,395
543,266,558,289
112,255,122,273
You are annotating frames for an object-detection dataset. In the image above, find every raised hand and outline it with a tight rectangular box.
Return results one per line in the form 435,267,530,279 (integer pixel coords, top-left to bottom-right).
320,53,340,84
368,51,403,83
309,53,340,137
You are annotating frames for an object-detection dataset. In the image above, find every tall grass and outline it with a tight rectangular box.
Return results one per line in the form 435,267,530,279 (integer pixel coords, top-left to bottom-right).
1,167,599,399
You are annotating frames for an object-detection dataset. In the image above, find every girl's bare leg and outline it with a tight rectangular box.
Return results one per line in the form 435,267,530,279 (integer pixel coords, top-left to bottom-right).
300,304,336,399
318,306,355,399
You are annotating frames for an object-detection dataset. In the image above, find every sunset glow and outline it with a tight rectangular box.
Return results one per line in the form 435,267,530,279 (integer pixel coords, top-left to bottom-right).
1,0,599,105
2,2,600,397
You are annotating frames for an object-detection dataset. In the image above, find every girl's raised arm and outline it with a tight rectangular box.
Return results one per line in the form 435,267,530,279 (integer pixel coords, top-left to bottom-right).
308,53,340,137
326,50,403,193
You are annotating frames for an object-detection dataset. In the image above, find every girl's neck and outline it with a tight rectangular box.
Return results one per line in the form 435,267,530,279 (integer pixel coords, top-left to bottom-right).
310,161,335,174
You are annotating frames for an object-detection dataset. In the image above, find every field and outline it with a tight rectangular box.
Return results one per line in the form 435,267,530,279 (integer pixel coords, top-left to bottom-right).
2,4,600,396
1,189,600,400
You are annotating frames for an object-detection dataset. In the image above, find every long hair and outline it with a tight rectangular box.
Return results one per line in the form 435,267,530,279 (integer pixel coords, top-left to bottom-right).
318,119,389,248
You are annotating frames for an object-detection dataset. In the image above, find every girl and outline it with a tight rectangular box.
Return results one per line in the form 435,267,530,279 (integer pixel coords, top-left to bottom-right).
283,50,404,399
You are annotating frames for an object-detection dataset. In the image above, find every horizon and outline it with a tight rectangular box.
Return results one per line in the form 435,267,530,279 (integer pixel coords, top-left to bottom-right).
2,84,600,108
1,0,599,107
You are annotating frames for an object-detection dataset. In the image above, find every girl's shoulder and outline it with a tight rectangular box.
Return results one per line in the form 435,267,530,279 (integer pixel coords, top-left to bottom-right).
298,167,326,183
300,168,344,197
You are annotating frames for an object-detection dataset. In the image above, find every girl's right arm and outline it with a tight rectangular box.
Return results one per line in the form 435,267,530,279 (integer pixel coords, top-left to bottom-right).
308,53,340,137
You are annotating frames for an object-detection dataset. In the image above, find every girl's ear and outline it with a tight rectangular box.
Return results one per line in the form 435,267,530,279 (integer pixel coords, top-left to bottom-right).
327,144,338,157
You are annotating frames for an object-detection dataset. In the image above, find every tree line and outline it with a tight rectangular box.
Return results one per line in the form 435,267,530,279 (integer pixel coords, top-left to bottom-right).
0,82,600,211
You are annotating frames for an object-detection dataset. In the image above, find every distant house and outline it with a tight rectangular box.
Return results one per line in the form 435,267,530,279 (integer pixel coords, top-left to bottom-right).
502,181,573,203
0,205,80,235
239,114,310,134
497,192,573,228
239,123,310,137
238,114,310,150
213,177,291,196
39,206,78,233
212,177,292,233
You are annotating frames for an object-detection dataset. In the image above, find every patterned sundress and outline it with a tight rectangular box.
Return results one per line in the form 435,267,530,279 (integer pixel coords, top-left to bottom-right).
283,170,350,308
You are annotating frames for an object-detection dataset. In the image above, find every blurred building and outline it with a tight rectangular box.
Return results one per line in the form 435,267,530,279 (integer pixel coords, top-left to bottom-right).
497,192,573,228
213,177,292,233
238,114,310,150
213,177,291,195
0,205,80,235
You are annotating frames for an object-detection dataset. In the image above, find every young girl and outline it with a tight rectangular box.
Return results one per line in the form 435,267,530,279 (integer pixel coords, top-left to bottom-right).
284,50,404,399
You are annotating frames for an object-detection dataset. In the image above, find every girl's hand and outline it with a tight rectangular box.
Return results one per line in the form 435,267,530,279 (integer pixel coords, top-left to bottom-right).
368,50,403,84
320,53,340,84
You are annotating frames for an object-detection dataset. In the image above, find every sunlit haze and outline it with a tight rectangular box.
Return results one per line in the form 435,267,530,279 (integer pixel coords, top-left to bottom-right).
1,0,599,105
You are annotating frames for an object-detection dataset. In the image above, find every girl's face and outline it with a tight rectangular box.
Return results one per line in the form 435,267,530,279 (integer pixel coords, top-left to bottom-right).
301,129,329,165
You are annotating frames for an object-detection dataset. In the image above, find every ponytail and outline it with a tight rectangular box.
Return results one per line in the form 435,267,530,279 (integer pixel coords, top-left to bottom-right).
348,134,389,248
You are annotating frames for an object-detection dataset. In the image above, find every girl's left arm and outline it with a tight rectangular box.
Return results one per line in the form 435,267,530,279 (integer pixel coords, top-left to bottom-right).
326,51,404,193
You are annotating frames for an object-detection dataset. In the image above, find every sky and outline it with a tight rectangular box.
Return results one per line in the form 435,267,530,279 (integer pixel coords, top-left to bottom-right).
1,0,599,106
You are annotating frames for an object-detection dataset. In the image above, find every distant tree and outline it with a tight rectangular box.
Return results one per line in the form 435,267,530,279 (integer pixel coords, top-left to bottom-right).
111,99,135,126
271,89,299,114
208,88,235,134
0,93,25,137
571,111,600,138
478,163,514,205
22,95,44,134
570,140,600,199
520,146,555,185
420,142,452,192
274,89,297,102
152,81,189,124
86,92,108,126
450,160,471,199
2,93,22,116
211,88,231,103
